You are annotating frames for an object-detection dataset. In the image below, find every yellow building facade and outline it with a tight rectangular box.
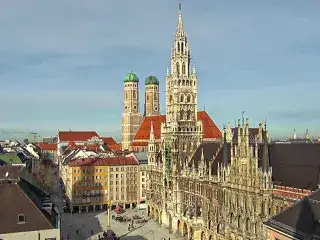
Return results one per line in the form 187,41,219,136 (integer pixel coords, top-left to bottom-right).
62,156,140,213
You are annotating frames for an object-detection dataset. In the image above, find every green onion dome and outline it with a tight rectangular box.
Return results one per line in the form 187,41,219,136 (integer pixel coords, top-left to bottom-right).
145,75,159,85
124,72,139,83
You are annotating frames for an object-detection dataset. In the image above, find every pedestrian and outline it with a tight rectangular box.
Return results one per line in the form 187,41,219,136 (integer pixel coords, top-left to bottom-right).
91,229,94,235
98,234,100,240
76,229,78,234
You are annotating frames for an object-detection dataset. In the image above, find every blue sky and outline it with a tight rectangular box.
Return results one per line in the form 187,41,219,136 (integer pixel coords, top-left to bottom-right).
0,0,319,140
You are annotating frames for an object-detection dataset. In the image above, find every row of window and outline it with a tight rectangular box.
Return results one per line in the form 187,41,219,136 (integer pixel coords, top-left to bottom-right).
73,168,106,174
74,175,107,181
72,166,139,174
74,181,107,187
110,172,138,178
74,189,108,195
110,167,137,172
146,93,158,101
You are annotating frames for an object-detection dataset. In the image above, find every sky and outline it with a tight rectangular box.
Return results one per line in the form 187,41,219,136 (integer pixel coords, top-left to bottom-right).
0,0,319,141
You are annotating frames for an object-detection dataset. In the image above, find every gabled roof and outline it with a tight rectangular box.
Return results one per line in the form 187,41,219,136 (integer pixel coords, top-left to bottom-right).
38,143,57,151
128,152,148,164
264,189,320,239
58,131,99,142
132,111,221,143
108,144,122,151
190,142,228,175
101,137,117,146
0,182,54,234
191,140,320,191
268,143,320,190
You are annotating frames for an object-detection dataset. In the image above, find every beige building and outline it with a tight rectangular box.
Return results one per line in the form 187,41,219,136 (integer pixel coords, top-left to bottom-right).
127,152,148,204
146,4,320,240
60,155,141,213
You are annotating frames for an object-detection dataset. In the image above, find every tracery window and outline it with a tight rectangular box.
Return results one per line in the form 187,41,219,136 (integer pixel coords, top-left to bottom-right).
182,62,186,75
176,62,180,75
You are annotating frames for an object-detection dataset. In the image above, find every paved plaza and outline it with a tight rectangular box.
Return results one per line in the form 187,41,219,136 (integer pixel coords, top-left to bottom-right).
49,165,184,240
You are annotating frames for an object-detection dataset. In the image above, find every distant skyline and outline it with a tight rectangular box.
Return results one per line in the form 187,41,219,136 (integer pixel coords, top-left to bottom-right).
0,0,319,140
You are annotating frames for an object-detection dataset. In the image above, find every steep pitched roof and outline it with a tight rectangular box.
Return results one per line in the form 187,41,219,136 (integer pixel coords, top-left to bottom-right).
190,140,320,190
133,111,221,143
58,131,99,142
0,182,53,234
38,143,57,151
101,137,117,146
264,189,320,239
190,142,230,175
268,143,320,190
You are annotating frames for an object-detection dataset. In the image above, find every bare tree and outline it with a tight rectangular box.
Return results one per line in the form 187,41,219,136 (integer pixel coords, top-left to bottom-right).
32,163,53,192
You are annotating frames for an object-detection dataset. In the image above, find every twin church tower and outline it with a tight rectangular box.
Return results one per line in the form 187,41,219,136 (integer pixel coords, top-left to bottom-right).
121,73,160,150
121,3,198,151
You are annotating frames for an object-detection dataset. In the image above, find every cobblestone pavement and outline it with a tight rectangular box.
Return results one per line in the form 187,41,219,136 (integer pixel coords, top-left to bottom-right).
49,165,184,240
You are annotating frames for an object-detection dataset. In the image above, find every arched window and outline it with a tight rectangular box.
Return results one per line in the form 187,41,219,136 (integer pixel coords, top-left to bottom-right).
182,63,186,75
181,42,184,52
146,94,149,101
133,91,136,99
182,80,185,85
187,95,191,103
154,93,157,100
177,42,180,52
180,94,184,103
176,62,180,75
169,95,173,103
246,219,250,231
180,110,184,120
187,110,191,120
186,80,189,85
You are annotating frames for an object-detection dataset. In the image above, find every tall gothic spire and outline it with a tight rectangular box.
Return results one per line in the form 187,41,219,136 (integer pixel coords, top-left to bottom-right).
176,3,186,38
262,121,270,172
223,125,229,166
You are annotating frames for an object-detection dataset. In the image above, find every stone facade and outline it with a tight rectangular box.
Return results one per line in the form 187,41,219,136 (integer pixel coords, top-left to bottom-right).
145,4,314,240
122,80,143,150
145,83,160,116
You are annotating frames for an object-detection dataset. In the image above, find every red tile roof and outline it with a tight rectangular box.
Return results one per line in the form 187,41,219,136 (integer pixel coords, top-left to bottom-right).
101,137,117,146
38,143,57,151
134,115,166,140
108,144,122,151
131,142,148,146
68,156,138,167
58,131,99,142
132,111,221,143
68,141,77,149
